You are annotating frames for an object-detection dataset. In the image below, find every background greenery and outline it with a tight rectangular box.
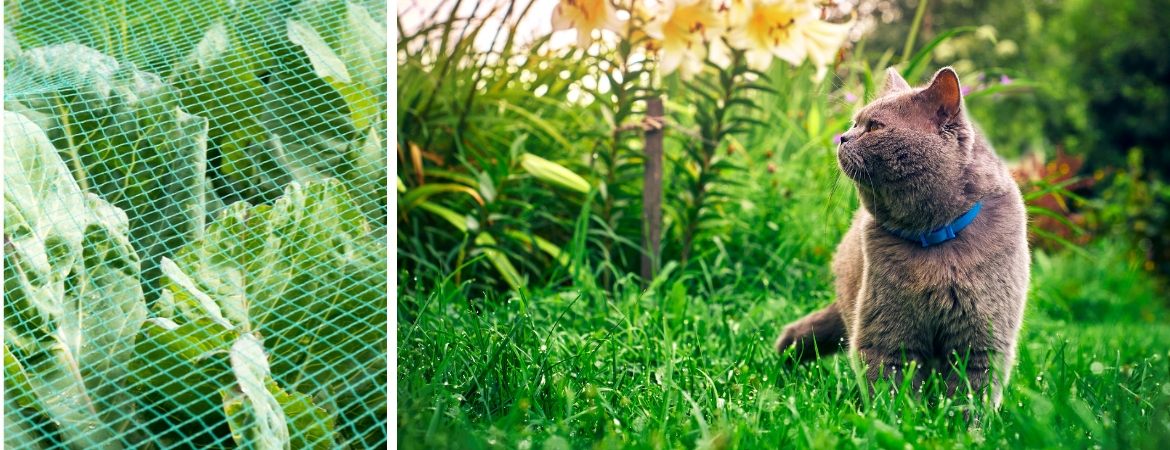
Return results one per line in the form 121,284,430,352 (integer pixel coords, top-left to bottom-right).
861,0,1170,278
396,0,1170,448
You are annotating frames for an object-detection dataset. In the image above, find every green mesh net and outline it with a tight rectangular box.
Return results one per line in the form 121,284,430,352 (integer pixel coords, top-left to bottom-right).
3,1,388,448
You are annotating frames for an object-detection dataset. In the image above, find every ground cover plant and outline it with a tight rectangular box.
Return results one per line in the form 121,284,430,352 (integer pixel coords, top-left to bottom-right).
4,0,387,448
397,0,1170,448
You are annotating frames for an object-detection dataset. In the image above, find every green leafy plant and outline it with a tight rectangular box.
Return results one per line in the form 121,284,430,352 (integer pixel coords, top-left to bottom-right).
10,0,233,75
667,52,764,267
1085,148,1170,278
5,43,210,302
6,0,389,292
397,5,601,294
4,102,387,448
4,110,149,449
5,1,388,447
396,149,586,292
136,180,387,448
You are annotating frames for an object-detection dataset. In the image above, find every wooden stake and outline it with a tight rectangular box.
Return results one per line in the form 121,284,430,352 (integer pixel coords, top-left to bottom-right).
642,99,664,285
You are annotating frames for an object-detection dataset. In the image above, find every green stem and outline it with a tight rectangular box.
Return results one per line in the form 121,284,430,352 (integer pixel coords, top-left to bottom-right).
289,285,346,392
52,95,90,193
453,233,469,285
455,0,518,135
417,0,470,127
681,53,741,267
601,40,636,286
901,0,930,65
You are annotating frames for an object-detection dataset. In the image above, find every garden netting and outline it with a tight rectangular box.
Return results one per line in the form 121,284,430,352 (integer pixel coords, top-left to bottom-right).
3,0,388,448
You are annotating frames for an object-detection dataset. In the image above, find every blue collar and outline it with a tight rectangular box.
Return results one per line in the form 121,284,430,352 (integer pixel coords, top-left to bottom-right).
884,201,983,247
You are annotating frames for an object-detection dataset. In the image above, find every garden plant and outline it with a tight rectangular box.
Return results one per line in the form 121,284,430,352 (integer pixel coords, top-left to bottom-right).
4,0,388,448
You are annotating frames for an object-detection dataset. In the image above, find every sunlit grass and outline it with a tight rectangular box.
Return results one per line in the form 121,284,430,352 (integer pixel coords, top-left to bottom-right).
397,269,1170,448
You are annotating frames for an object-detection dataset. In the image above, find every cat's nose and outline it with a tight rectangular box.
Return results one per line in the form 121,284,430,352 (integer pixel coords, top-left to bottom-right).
839,134,852,144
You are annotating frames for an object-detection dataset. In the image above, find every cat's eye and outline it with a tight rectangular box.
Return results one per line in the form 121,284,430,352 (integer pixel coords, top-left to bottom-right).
865,121,885,133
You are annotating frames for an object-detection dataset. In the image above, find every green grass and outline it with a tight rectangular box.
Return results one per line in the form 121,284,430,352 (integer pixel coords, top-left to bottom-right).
397,253,1170,448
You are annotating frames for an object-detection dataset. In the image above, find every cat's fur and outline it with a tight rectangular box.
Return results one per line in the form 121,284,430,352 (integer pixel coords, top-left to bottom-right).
775,67,1029,407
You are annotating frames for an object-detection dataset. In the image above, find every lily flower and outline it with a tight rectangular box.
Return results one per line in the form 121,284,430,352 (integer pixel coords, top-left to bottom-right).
725,0,853,80
800,15,854,80
709,0,751,68
627,1,664,52
725,0,815,71
552,0,625,50
643,0,726,79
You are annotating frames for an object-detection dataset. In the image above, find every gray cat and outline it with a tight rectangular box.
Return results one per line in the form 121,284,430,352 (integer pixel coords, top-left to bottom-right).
775,67,1029,407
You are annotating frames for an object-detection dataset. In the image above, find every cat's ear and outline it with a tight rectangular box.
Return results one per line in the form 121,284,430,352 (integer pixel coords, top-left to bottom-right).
880,68,912,95
919,67,963,124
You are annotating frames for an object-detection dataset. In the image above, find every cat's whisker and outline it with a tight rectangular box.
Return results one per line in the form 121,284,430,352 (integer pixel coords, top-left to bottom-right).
824,162,845,235
859,158,880,226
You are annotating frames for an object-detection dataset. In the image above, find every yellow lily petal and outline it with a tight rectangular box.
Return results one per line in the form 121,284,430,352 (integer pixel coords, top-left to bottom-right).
551,0,626,49
653,0,725,78
802,15,855,80
708,37,733,69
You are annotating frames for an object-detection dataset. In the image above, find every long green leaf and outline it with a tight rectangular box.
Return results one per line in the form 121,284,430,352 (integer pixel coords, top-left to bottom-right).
475,233,525,292
519,153,591,193
502,103,573,150
416,201,471,233
401,183,485,211
964,80,1042,100
1029,226,1094,260
425,168,479,187
1026,205,1086,235
505,230,569,266
222,335,289,450
902,26,977,83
